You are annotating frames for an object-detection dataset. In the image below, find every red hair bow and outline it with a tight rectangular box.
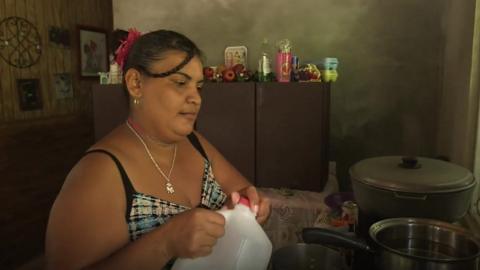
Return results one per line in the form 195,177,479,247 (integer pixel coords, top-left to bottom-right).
115,28,142,70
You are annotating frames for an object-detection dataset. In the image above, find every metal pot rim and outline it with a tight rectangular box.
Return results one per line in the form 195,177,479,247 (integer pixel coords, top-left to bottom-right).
369,217,480,262
349,156,476,193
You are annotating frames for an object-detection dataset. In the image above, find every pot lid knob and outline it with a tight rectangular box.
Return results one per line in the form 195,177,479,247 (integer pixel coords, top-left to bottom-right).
399,156,421,169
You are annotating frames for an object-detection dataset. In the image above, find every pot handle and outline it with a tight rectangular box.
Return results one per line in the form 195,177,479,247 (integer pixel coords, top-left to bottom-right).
302,228,373,253
394,192,427,200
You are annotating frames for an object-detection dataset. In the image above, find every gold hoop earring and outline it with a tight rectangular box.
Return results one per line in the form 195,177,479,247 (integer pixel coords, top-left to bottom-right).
133,98,140,105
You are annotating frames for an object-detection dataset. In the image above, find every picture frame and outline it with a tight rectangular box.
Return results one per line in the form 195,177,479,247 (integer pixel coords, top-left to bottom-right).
17,79,42,111
53,73,73,99
78,25,108,78
224,46,247,69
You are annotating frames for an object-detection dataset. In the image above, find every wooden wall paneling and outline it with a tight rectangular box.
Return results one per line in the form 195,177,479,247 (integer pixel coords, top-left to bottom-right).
4,0,18,121
0,0,6,120
0,81,3,122
75,1,86,111
25,0,42,119
13,0,25,120
0,116,94,268
0,0,113,267
10,3,22,118
35,0,50,119
50,0,63,114
65,0,77,114
20,0,42,120
11,0,28,119
41,0,56,116
72,0,81,114
61,0,73,115
56,0,73,114
0,0,113,122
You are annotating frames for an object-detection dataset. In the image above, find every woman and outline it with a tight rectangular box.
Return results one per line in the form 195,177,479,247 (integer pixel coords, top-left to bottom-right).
46,29,270,270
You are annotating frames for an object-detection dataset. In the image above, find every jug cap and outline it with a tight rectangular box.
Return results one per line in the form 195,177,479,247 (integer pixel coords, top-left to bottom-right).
239,197,250,207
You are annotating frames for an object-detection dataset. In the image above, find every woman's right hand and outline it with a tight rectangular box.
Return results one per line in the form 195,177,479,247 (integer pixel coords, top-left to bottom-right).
164,208,226,259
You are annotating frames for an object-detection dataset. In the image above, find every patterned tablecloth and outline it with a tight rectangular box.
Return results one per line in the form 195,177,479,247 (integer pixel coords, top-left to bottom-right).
259,164,339,251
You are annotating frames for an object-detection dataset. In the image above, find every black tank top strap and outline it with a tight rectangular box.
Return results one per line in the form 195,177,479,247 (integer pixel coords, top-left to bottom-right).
84,149,135,220
187,132,209,161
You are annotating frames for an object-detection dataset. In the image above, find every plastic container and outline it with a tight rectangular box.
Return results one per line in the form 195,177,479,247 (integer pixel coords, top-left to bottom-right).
172,197,272,270
276,51,292,82
275,39,292,82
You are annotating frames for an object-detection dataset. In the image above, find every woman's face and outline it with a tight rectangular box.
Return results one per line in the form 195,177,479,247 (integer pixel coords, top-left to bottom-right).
134,50,204,141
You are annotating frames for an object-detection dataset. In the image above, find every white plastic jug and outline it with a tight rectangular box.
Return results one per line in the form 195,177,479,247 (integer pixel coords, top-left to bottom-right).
172,197,272,270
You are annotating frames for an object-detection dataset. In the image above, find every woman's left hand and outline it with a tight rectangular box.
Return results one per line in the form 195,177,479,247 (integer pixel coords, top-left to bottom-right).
225,186,271,225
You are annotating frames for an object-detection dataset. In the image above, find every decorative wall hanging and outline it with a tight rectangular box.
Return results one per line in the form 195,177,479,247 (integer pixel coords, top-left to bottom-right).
78,26,108,78
53,73,73,99
0,16,42,68
49,26,70,48
17,79,42,111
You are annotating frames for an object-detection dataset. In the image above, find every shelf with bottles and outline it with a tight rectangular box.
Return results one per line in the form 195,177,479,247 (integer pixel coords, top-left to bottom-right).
203,38,339,83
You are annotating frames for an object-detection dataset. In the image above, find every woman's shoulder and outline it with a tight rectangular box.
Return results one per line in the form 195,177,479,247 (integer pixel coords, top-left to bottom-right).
46,131,130,269
88,124,130,153
59,126,134,204
61,147,126,201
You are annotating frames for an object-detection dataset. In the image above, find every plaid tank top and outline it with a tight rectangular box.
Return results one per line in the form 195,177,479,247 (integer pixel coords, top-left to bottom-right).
86,133,227,241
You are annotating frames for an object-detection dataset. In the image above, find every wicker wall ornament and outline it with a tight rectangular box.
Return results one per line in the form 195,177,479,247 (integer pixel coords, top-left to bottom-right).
0,16,42,68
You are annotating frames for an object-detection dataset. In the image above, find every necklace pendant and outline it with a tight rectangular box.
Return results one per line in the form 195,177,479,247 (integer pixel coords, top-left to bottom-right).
166,182,175,194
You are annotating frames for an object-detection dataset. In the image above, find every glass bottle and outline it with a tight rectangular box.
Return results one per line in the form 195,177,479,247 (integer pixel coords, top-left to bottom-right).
258,38,272,82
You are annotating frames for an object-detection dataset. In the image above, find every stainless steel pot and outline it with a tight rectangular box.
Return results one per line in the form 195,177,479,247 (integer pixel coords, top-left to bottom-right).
350,156,476,221
303,218,480,270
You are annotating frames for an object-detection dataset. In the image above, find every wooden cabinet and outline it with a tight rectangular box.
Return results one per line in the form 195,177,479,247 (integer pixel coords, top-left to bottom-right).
196,82,330,192
92,84,129,140
92,82,330,192
195,83,256,182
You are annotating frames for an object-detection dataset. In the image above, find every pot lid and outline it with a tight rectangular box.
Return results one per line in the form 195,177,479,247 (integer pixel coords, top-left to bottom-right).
349,156,475,193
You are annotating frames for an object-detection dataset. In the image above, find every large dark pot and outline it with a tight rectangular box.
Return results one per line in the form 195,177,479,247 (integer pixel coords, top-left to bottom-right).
271,243,347,270
350,156,476,222
303,218,480,270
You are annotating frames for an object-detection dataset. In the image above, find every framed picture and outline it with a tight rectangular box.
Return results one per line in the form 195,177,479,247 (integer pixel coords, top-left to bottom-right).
224,46,247,69
78,26,108,78
54,73,73,99
17,79,42,111
49,26,70,48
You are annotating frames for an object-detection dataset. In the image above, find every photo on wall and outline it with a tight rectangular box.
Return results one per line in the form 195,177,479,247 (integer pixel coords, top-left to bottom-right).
78,26,108,78
53,73,73,99
17,79,42,111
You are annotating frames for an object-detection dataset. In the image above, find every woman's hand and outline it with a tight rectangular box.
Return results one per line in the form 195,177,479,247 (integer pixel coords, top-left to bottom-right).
225,186,271,225
164,208,225,259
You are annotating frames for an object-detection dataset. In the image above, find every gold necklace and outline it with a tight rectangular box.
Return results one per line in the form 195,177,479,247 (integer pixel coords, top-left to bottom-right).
126,121,177,194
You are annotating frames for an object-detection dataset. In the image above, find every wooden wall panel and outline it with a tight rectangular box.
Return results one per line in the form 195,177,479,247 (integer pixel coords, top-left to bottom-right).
0,0,113,122
0,115,94,269
0,0,113,268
